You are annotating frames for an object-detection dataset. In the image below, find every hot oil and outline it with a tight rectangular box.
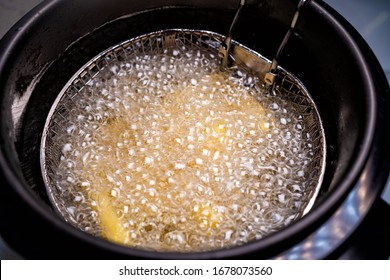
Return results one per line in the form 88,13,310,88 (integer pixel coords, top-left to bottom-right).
48,43,324,252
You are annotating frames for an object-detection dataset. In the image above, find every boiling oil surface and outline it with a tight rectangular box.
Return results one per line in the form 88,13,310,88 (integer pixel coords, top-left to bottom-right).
46,42,324,252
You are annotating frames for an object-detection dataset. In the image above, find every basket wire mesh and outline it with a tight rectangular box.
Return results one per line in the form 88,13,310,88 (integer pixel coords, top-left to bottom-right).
40,29,326,250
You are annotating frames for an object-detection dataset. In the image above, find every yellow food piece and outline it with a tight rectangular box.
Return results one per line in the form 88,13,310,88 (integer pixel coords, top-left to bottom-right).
191,203,224,231
91,191,129,244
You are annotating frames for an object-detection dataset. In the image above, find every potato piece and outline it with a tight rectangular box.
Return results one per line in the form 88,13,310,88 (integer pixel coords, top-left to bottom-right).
93,191,129,244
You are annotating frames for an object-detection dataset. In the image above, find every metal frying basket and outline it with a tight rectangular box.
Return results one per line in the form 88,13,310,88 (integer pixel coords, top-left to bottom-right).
40,29,326,251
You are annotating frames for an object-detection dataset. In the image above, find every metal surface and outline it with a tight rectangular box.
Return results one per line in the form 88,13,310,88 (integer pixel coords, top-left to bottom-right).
265,0,310,86
217,0,311,87
218,0,246,69
323,0,390,209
